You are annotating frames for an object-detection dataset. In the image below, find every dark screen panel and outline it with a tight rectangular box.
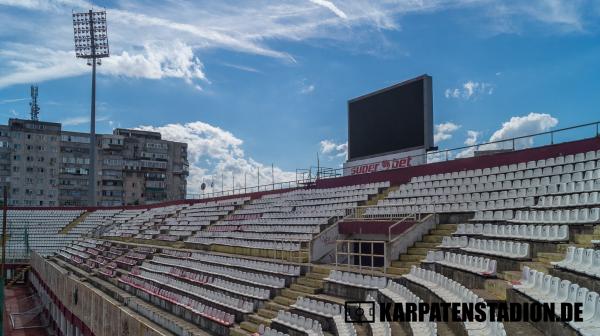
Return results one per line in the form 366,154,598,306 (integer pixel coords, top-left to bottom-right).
348,75,431,160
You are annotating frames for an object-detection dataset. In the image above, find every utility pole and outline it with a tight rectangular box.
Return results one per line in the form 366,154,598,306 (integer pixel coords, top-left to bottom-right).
0,186,6,331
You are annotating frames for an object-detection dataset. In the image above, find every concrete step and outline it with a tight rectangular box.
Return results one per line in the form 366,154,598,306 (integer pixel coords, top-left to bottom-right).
240,321,261,333
573,234,600,245
436,322,458,336
503,322,545,335
265,301,288,312
311,265,332,275
307,294,347,306
281,289,304,300
297,277,324,288
230,327,251,336
536,252,564,263
413,242,440,248
248,314,271,327
290,283,320,294
406,247,431,255
483,279,510,301
399,254,424,262
386,267,409,275
274,295,295,306
389,321,409,336
557,243,591,253
437,224,458,230
257,308,277,319
391,260,421,268
422,235,444,243
501,271,524,282
306,272,329,280
429,229,455,236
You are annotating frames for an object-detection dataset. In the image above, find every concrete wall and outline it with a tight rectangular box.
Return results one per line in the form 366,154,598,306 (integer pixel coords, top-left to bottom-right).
30,252,170,336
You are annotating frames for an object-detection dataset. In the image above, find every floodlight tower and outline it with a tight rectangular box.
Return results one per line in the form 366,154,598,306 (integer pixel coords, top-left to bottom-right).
72,10,110,206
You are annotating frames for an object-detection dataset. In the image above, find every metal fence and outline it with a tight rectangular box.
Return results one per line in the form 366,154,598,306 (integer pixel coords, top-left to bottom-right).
187,120,600,200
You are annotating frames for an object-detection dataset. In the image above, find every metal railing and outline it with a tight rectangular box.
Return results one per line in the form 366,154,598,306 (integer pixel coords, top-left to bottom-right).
186,120,600,200
345,206,419,221
186,179,308,200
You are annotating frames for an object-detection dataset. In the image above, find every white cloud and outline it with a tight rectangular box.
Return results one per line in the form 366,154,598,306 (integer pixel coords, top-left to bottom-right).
457,112,558,157
484,112,558,149
319,139,347,158
0,0,596,90
0,97,29,104
445,81,494,100
220,62,261,73
455,130,481,158
104,40,208,85
0,40,208,89
464,130,481,146
434,122,461,144
301,84,316,94
309,0,348,19
136,121,297,194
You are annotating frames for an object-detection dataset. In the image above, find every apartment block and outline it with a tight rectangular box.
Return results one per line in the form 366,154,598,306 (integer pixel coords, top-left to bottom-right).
1,119,188,206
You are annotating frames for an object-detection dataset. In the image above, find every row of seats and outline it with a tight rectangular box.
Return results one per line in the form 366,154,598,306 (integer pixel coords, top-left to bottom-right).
462,238,530,259
258,325,289,336
119,274,235,326
514,267,600,335
184,251,301,276
332,312,358,336
130,269,255,313
404,267,506,336
551,247,600,278
139,261,270,300
535,191,600,208
273,310,324,336
365,294,391,336
292,297,341,318
455,223,569,241
128,300,187,336
185,237,301,252
425,251,497,276
378,281,437,336
510,208,600,224
380,192,536,206
324,270,387,289
410,151,600,183
193,231,313,242
152,256,286,288
369,197,535,216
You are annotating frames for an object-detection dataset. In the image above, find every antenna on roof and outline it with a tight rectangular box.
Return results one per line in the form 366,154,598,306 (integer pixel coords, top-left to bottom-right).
29,85,40,121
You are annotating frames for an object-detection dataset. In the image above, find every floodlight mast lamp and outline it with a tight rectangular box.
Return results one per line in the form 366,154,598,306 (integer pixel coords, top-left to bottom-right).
72,10,109,206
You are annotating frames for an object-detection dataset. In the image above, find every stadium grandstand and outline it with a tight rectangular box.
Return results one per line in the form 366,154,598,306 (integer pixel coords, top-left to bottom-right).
2,121,600,336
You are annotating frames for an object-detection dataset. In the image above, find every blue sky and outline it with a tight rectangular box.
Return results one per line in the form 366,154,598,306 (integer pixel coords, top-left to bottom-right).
1,0,600,193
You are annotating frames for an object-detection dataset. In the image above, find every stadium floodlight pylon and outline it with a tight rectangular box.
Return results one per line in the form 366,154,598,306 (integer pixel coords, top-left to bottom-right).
72,9,110,206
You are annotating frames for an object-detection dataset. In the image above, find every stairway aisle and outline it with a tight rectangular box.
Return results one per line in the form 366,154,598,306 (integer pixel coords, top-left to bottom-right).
231,266,330,336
